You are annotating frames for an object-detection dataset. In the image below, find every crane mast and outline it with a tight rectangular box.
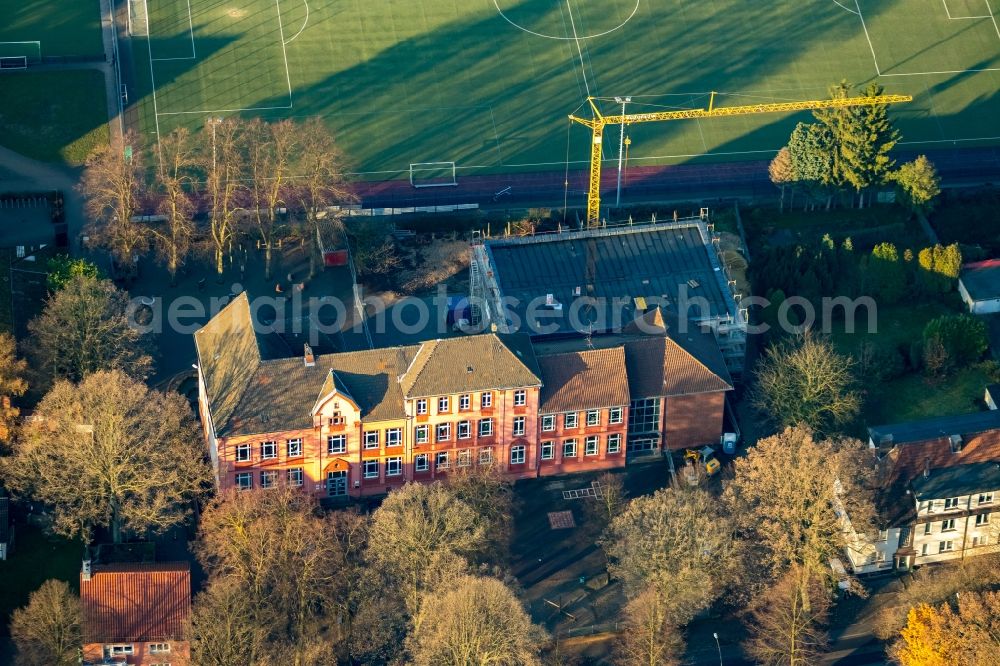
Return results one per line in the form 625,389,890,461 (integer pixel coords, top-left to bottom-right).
569,92,913,226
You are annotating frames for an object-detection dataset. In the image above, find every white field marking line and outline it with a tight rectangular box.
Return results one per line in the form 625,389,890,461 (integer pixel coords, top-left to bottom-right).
900,134,1000,144
854,0,882,75
922,79,948,140
565,0,591,97
142,0,163,156
274,0,294,101
149,0,197,61
156,103,294,116
283,0,309,45
880,66,1000,75
987,0,1000,40
488,105,503,165
492,0,639,40
831,0,859,15
942,0,989,19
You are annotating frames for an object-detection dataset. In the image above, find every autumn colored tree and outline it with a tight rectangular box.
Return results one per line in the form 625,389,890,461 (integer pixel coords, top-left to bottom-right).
724,426,875,585
9,580,81,666
769,147,796,212
151,127,196,285
3,370,210,542
751,333,861,433
0,331,28,442
891,603,956,666
79,129,147,276
407,575,548,666
27,275,153,382
894,155,941,214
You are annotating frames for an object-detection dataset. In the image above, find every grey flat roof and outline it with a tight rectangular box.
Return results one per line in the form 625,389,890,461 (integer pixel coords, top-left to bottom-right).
484,223,737,335
961,261,1000,301
912,461,1000,500
869,410,1000,446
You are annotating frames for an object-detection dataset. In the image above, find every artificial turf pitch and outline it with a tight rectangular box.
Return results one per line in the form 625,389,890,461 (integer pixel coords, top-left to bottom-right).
71,0,1000,179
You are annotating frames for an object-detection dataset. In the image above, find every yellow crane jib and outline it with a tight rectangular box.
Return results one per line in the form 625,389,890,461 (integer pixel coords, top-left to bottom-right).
568,92,913,227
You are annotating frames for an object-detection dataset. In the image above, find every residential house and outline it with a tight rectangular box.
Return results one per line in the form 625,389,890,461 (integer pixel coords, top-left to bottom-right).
80,561,191,665
194,295,734,499
843,410,1000,574
959,259,1000,314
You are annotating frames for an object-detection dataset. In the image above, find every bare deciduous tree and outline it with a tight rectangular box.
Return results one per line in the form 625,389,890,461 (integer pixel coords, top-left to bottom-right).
723,425,875,584
3,370,210,542
616,588,684,666
601,487,737,626
203,118,246,276
407,575,548,666
584,471,627,534
9,579,81,666
0,331,28,442
246,118,298,279
26,275,152,382
79,129,147,277
448,463,515,561
745,567,831,666
190,577,272,666
368,482,486,619
151,127,196,285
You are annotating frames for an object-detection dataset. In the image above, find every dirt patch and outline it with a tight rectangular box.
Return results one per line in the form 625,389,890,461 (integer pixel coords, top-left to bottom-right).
398,238,469,295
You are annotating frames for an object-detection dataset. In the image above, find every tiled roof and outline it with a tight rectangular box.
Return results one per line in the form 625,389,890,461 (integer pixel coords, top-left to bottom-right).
194,293,261,434
869,410,1000,447
537,347,630,413
81,562,190,643
875,425,1000,526
623,333,732,398
912,461,1000,501
399,334,541,398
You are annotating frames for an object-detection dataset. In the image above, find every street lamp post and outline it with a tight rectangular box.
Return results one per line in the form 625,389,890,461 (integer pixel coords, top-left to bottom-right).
713,632,722,666
614,96,631,209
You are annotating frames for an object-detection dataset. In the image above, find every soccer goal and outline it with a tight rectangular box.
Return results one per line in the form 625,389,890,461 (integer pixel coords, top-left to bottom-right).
0,41,41,68
128,0,149,37
409,162,458,188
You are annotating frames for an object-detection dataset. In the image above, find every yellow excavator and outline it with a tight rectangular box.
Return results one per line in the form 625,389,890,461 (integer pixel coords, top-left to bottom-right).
684,446,720,478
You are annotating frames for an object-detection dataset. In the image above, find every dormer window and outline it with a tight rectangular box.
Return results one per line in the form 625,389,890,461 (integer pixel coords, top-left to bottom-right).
950,434,963,453
329,411,344,426
416,399,428,415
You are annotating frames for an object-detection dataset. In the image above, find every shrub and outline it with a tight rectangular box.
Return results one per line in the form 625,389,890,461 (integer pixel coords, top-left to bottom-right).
922,314,989,376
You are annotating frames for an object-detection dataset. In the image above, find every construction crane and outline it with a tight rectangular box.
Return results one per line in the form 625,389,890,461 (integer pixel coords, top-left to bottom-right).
569,91,913,226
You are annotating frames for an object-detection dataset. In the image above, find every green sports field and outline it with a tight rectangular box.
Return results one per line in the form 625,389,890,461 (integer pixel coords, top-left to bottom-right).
129,0,1000,179
0,0,103,57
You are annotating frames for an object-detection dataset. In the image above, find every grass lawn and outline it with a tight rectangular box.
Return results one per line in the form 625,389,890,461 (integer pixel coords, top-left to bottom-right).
0,70,108,165
0,523,82,636
129,0,1000,178
0,0,102,58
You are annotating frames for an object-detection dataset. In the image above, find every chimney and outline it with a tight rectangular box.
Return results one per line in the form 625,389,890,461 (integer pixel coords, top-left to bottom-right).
303,343,315,367
82,558,92,581
923,459,931,479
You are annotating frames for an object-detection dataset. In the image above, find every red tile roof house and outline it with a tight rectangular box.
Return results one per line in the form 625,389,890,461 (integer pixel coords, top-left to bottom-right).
193,294,733,499
80,562,191,665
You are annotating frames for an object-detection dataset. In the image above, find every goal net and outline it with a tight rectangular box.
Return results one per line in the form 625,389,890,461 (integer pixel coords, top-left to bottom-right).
0,41,41,67
129,0,149,37
410,162,458,188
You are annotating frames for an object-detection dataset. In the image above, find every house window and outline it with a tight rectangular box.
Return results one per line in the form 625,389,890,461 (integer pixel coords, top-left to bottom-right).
876,551,887,563
415,425,429,444
479,418,493,437
513,416,526,437
287,468,303,487
458,421,471,440
364,431,379,449
328,411,344,426
328,435,346,455
287,438,303,457
149,643,170,654
609,407,623,425
514,389,526,406
976,513,991,526
459,394,471,410
980,493,995,505
436,423,451,442
564,412,578,429
386,457,402,477
877,529,889,542
510,445,526,465
607,433,622,454
942,519,956,532
260,471,277,489
457,449,472,467
628,398,660,434
439,396,449,412
479,447,493,465
415,454,429,472
541,441,554,460
542,415,555,432
921,543,929,556
481,392,493,408
235,472,252,491
363,460,379,479
261,441,277,459
235,444,251,462
586,410,600,426
416,399,428,415
924,522,932,535
104,645,134,658
563,439,577,458
386,428,402,447
585,436,599,456
436,452,450,470
939,540,955,553
944,497,960,509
